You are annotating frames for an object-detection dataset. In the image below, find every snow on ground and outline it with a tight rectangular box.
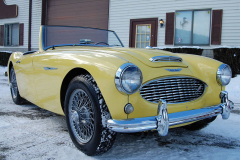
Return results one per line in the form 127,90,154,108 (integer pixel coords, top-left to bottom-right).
0,66,7,74
0,65,240,160
226,75,240,104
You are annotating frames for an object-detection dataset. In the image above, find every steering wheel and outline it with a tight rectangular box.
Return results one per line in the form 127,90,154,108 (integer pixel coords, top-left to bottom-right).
95,42,109,46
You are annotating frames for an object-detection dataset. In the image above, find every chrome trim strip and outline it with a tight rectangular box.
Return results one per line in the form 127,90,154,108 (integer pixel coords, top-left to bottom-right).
149,56,182,62
44,67,58,70
165,68,182,72
169,105,222,126
140,76,207,104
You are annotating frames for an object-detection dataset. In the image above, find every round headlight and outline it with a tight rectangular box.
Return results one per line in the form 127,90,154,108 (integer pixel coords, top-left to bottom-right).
217,64,232,86
115,63,143,94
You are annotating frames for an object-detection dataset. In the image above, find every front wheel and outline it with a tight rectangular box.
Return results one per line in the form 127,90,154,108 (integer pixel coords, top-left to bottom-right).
64,74,116,156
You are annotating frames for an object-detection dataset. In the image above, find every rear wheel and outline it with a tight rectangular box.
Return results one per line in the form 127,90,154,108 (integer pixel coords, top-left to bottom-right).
183,116,217,131
9,67,25,105
64,74,116,156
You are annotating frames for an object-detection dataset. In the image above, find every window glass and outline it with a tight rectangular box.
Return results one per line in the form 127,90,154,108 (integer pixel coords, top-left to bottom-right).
175,10,211,45
0,27,1,45
175,11,192,45
135,24,151,48
5,25,11,45
4,23,19,46
12,24,19,46
141,34,145,41
193,10,211,45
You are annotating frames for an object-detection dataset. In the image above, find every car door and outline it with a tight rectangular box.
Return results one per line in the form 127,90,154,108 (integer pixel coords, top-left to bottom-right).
13,52,38,104
32,51,65,115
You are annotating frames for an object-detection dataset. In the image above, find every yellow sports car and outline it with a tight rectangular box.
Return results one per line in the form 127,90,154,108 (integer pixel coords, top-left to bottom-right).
7,25,234,155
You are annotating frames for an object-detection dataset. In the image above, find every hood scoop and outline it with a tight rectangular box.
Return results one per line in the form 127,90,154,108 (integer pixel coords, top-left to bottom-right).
149,56,182,62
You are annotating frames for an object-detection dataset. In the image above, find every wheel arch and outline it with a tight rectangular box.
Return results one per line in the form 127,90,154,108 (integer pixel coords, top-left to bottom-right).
8,61,13,81
60,67,90,113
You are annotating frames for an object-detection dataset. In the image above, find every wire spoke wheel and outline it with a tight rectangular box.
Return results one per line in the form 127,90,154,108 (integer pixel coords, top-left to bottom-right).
65,74,116,155
10,68,18,99
69,89,95,144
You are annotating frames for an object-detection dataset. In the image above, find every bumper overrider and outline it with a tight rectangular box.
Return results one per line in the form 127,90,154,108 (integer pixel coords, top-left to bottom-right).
107,91,234,136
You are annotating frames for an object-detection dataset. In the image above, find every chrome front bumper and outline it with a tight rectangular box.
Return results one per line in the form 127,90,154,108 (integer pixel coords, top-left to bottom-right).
107,91,234,136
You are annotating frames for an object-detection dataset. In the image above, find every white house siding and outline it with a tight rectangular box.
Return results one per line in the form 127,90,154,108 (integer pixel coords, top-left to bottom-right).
0,0,42,52
31,0,42,50
0,0,29,52
109,0,240,49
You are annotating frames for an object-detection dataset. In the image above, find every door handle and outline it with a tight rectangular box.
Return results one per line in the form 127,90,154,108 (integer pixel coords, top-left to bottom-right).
16,60,21,64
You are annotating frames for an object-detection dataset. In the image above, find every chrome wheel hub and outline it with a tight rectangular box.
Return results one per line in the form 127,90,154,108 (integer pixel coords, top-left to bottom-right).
71,110,80,124
69,89,95,144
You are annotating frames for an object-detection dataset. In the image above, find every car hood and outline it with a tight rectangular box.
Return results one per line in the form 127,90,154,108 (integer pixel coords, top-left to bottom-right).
107,47,188,68
48,46,188,68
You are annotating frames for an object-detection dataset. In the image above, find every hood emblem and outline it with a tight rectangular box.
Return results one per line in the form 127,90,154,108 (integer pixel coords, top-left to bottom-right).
165,68,182,72
149,56,182,62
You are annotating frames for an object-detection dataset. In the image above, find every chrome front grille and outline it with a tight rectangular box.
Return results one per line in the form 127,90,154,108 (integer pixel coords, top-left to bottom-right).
140,77,206,104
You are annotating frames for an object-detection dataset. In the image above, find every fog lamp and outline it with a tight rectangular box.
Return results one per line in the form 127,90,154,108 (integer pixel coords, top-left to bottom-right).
124,103,134,114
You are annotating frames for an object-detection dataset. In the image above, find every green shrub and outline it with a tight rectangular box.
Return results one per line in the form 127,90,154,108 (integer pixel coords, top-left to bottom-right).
213,48,240,77
163,48,203,55
0,52,12,66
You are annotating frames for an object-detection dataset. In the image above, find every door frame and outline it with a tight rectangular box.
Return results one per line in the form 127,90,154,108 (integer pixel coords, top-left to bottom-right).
129,18,158,47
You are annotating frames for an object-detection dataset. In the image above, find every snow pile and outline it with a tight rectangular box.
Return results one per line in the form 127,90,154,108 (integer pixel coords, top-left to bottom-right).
0,51,12,53
153,46,240,50
0,65,7,76
153,46,203,50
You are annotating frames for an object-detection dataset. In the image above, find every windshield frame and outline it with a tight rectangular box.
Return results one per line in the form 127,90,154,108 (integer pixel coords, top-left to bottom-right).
41,25,124,51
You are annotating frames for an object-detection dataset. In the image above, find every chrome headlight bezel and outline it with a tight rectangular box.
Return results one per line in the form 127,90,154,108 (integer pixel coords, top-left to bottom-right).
115,63,143,95
217,64,232,86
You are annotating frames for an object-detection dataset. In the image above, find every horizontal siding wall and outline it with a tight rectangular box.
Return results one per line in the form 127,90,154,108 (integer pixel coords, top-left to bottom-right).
0,0,29,51
109,0,240,48
0,0,42,51
31,0,42,50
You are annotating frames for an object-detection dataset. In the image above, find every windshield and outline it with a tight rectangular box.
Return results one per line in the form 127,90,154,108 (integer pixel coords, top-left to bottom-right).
41,25,123,50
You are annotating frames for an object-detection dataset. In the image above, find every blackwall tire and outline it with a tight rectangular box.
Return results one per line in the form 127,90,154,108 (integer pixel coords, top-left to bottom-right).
9,67,26,105
64,74,116,156
183,116,217,131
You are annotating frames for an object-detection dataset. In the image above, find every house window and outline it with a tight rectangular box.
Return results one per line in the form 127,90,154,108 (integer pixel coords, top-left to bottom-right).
135,24,151,48
175,10,211,45
4,23,19,46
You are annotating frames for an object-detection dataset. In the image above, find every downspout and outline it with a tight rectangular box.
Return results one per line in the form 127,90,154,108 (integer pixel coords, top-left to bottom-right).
28,0,32,51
